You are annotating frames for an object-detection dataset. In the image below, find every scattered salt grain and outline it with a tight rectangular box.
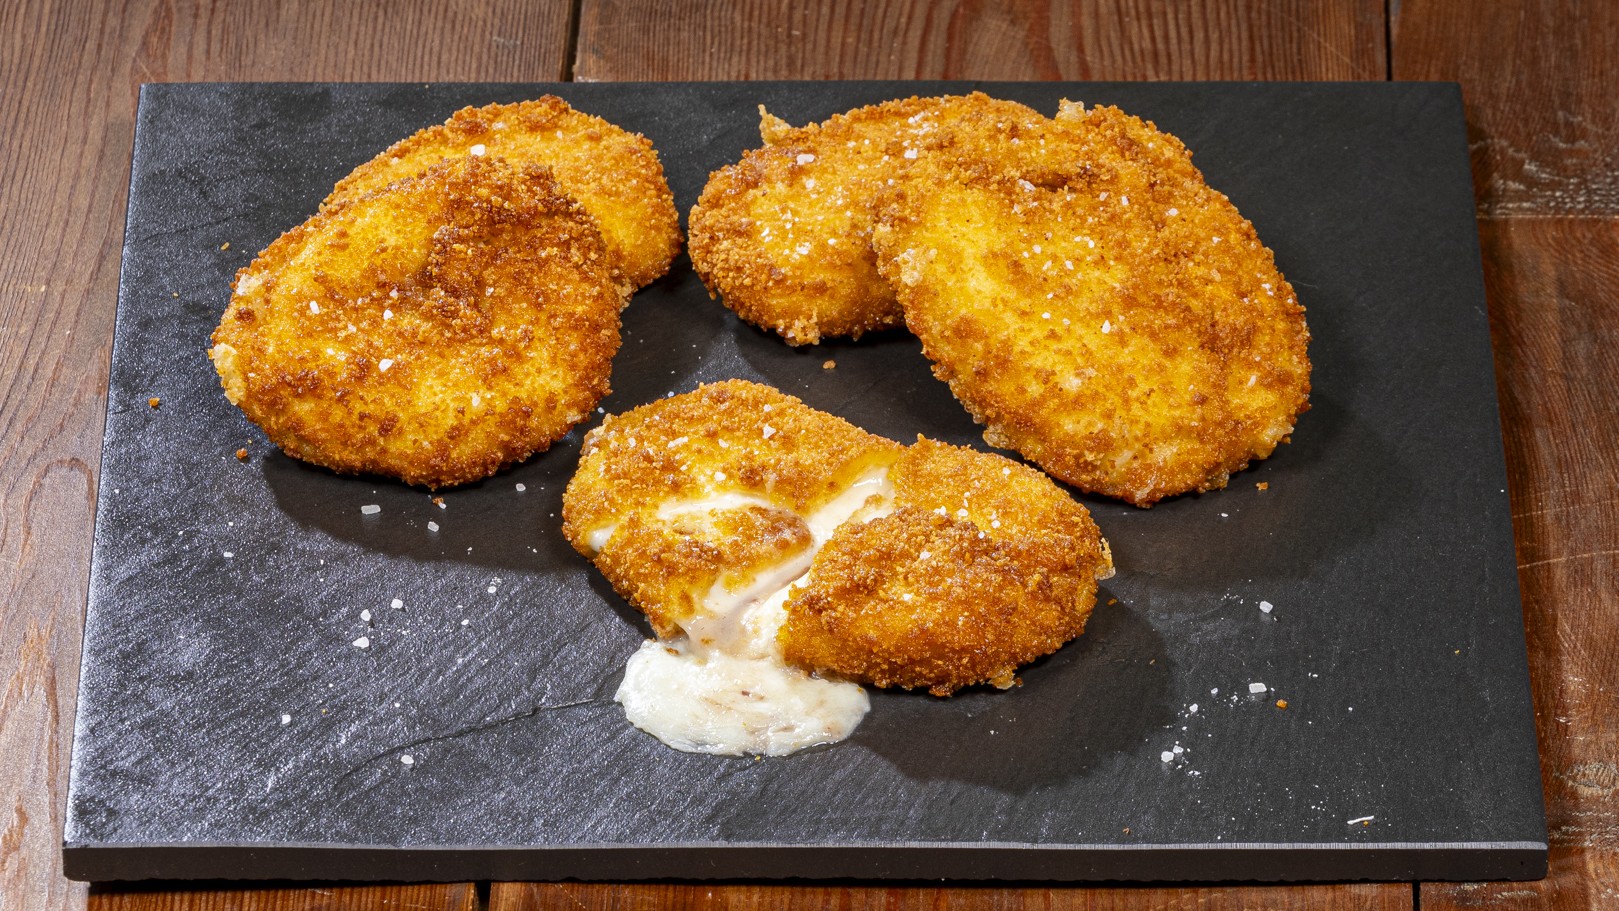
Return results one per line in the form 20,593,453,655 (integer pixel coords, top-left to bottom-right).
469,144,486,156
1248,682,1268,694
1160,750,1175,763
383,309,393,320
361,504,381,515
401,754,416,765
280,714,291,725
1260,600,1274,613
360,609,372,621
222,551,234,558
378,358,394,372
516,483,527,492
352,636,370,649
391,598,404,610
427,521,439,532
762,425,776,439
308,301,320,314
796,153,815,165
1188,703,1199,714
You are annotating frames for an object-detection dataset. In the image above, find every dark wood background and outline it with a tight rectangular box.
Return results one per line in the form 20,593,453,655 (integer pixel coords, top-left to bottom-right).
1,1,1612,909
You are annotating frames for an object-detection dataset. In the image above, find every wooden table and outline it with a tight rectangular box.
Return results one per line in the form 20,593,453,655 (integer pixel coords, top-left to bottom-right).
2,1,1612,908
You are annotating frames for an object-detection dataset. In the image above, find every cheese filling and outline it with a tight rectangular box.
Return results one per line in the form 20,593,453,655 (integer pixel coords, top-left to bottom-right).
613,465,894,756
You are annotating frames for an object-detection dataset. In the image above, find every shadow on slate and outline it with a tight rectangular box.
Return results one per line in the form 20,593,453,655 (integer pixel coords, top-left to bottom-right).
64,81,1545,885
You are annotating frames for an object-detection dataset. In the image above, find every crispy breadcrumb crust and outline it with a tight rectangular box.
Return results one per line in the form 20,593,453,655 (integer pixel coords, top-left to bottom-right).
873,102,1312,506
561,381,1113,695
326,97,681,289
562,380,901,636
688,93,1048,345
211,156,626,489
781,438,1112,695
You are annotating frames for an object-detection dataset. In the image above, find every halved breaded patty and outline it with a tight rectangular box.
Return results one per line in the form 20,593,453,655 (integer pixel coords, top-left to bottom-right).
688,93,1049,345
326,97,681,289
780,438,1113,695
563,380,902,637
562,380,1112,695
211,155,626,489
873,102,1312,506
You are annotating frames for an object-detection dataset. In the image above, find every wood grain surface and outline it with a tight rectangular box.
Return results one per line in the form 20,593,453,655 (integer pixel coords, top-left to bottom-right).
491,881,1415,911
3,0,1613,910
576,0,1386,81
1393,0,1619,216
85,883,478,911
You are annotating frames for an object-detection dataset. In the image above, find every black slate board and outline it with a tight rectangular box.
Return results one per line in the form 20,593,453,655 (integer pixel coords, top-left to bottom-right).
65,81,1547,884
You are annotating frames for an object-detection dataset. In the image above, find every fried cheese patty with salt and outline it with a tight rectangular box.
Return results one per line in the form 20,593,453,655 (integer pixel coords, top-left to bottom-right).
212,156,626,489
688,94,1049,345
326,97,680,290
873,102,1312,507
562,380,1112,695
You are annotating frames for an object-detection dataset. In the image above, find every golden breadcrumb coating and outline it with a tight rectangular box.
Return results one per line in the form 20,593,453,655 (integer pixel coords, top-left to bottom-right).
688,93,1049,345
326,97,681,289
211,155,627,489
562,380,901,637
561,380,1112,695
873,102,1312,507
781,438,1112,695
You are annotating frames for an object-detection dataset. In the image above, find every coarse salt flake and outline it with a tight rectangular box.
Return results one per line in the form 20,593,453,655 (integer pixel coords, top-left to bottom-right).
1101,320,1112,333
280,714,291,725
516,483,527,492
378,358,394,372
796,153,815,164
222,551,234,558
469,144,486,156
383,309,393,320
401,754,416,765
427,521,439,532
361,504,381,515
308,301,320,314
360,609,372,621
762,425,776,439
903,148,918,159
391,598,404,610
1260,600,1274,613
1160,750,1175,763
1248,682,1268,694
352,636,370,649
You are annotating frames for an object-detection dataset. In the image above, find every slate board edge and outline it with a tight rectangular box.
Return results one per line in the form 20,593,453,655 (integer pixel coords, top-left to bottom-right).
63,839,1549,884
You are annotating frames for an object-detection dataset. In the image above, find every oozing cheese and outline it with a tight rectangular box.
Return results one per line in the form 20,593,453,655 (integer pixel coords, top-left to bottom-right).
613,465,894,756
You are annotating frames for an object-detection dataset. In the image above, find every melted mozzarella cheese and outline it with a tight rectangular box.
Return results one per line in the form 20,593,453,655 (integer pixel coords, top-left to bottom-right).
614,464,894,756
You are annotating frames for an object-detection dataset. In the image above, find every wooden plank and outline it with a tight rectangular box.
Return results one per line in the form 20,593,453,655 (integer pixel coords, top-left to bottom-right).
1392,0,1619,216
87,883,479,911
0,1,571,910
1420,218,1619,907
575,0,1385,81
493,881,1413,911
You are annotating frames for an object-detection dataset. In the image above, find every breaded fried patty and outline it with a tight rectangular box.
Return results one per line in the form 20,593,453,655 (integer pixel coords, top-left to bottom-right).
688,94,1048,345
781,438,1113,695
211,156,627,488
873,102,1311,506
563,380,902,638
327,97,680,289
562,380,1112,695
